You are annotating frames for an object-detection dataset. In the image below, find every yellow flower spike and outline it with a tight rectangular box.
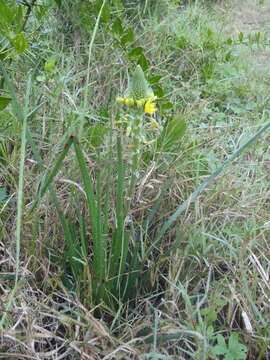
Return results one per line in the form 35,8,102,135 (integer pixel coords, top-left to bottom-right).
125,98,135,106
145,100,157,115
116,97,125,104
136,99,145,107
126,126,132,137
150,118,160,129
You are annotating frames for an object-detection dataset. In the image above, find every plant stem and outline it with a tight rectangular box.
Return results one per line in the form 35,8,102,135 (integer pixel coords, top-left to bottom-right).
124,117,142,217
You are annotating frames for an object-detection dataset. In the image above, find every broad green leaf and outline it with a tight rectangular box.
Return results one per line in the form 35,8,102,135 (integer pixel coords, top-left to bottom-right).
153,84,164,97
160,101,173,111
121,28,134,45
149,75,162,84
93,0,110,24
228,333,247,359
137,54,148,71
112,17,123,35
127,46,144,59
10,32,28,53
212,334,227,355
101,2,110,24
0,96,11,110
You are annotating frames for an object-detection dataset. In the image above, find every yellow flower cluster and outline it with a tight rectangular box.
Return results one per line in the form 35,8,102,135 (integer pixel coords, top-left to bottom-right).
116,95,157,115
145,100,156,115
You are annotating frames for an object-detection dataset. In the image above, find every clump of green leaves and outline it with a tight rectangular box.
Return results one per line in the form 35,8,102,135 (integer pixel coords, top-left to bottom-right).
212,333,248,360
0,0,28,56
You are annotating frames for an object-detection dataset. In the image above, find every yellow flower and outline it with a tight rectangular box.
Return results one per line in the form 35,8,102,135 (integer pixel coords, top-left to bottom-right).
126,126,132,137
145,100,157,115
125,98,135,106
116,97,125,104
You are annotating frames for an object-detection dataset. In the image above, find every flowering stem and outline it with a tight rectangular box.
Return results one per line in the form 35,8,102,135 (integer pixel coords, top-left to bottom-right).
124,117,142,217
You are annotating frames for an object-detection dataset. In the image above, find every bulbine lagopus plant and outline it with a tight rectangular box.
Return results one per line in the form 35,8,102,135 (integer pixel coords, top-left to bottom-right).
108,65,163,304
18,65,166,310
115,65,162,215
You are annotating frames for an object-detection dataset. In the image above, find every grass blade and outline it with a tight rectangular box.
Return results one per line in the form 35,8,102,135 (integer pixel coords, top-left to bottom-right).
39,137,74,198
0,60,69,222
110,137,127,287
73,138,105,294
0,75,28,329
0,61,76,294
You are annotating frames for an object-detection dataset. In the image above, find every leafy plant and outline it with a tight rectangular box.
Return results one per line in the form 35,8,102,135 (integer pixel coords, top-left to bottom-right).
212,333,248,360
0,0,29,56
